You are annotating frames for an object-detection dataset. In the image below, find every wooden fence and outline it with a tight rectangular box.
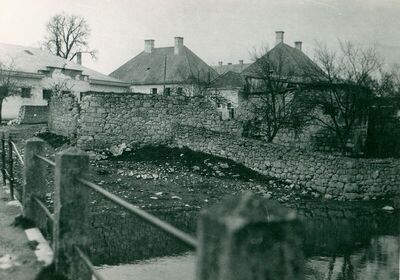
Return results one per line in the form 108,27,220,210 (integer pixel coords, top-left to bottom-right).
2,134,305,280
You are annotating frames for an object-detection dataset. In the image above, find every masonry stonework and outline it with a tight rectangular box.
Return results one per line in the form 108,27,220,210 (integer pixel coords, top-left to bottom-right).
48,92,399,200
48,94,79,137
76,92,241,150
17,105,48,124
173,126,399,200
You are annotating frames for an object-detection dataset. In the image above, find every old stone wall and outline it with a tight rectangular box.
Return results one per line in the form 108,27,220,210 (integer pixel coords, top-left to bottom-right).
173,125,399,200
16,105,48,124
47,91,399,200
48,93,79,137
76,92,241,150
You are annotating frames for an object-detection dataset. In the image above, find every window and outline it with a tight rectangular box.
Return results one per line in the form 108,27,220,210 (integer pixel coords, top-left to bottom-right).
227,103,234,119
151,88,157,94
42,89,52,100
229,108,235,119
21,87,31,98
164,87,171,96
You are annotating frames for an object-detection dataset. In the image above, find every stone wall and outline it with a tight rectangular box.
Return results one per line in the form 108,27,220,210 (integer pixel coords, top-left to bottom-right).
76,92,241,150
17,105,48,124
48,93,79,137
173,125,399,200
47,91,399,200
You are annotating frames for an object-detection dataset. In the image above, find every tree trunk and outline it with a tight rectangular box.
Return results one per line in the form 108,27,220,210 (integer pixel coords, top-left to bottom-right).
0,99,3,125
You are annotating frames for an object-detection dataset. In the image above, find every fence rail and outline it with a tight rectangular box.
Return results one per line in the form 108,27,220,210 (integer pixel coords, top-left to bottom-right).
1,134,304,280
76,177,198,249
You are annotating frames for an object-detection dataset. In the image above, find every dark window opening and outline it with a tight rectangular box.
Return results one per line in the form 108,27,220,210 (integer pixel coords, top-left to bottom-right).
42,89,52,100
229,108,235,119
151,88,158,94
165,87,171,95
21,87,31,98
177,87,183,95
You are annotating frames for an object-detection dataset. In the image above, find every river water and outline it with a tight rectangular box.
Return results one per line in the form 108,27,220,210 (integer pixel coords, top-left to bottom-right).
95,201,399,280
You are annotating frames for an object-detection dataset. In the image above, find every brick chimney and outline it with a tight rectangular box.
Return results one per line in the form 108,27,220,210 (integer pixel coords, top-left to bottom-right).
239,60,244,65
294,41,302,51
275,31,284,45
76,52,82,65
144,39,155,53
218,61,223,66
174,37,184,55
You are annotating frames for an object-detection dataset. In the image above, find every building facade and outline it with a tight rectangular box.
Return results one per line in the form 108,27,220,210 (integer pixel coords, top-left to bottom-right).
110,37,218,95
0,42,129,119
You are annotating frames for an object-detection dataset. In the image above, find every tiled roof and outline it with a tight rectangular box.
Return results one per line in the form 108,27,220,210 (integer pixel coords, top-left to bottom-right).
242,42,325,81
210,71,245,89
110,46,218,85
0,42,128,85
212,63,251,75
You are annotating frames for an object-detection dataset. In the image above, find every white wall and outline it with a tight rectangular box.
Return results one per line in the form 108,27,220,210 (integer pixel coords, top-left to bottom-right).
2,70,128,120
131,84,184,95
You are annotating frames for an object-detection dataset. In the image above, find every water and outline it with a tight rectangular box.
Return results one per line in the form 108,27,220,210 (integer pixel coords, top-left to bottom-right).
95,202,399,280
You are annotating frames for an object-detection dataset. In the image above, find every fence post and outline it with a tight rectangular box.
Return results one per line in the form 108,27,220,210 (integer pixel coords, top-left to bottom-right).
8,135,14,199
53,147,91,280
23,138,47,228
196,192,304,280
1,132,6,185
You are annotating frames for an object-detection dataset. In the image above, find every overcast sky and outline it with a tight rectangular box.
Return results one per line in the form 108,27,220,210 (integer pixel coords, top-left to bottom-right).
0,0,399,74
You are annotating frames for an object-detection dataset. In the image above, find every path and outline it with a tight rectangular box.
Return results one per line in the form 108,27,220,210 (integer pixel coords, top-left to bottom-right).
0,184,45,280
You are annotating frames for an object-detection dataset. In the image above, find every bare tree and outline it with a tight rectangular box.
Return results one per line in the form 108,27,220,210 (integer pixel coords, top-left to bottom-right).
242,48,313,142
43,12,97,61
301,41,381,153
0,62,18,124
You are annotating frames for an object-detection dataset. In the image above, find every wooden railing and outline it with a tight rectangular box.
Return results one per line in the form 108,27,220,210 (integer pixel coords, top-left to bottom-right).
2,135,304,280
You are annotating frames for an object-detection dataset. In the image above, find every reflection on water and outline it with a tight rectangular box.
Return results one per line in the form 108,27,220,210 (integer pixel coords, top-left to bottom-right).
95,202,399,280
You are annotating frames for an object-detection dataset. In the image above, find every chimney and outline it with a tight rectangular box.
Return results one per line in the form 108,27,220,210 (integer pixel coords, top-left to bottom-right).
174,37,184,55
144,39,155,53
294,41,302,51
239,60,244,65
76,52,82,65
218,61,223,66
275,31,284,45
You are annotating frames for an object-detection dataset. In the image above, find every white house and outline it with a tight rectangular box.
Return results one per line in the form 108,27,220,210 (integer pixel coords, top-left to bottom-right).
109,37,218,95
0,42,129,119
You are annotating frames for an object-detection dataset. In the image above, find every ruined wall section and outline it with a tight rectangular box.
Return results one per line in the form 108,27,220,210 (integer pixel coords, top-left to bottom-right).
76,92,242,150
173,125,399,200
48,93,79,137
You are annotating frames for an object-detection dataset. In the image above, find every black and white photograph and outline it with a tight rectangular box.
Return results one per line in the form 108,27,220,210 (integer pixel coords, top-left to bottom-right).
0,0,399,279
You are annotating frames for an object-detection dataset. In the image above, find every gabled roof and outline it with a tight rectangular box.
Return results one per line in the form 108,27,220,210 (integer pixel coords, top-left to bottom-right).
242,42,325,82
110,46,218,85
210,71,245,89
0,42,128,86
212,63,251,75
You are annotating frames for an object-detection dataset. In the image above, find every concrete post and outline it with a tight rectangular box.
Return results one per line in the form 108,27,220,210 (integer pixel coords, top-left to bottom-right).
23,137,46,229
197,192,304,280
53,147,90,280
